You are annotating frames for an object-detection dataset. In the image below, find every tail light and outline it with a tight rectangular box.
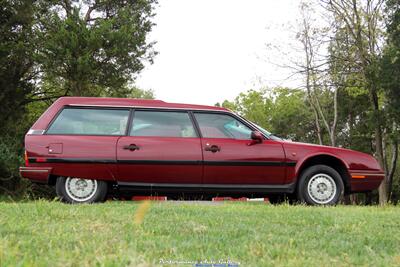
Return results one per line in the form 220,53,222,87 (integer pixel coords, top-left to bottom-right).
24,150,29,166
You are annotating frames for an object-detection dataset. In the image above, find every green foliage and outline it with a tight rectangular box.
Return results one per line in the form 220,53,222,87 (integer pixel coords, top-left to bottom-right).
0,122,27,195
220,88,316,142
269,88,315,142
381,0,400,123
220,89,272,129
336,88,373,152
219,99,236,111
0,0,37,128
127,87,155,99
326,26,375,151
232,89,273,130
37,0,157,96
103,84,155,99
0,99,58,196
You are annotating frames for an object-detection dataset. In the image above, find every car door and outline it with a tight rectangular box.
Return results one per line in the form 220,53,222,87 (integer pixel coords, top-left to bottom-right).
43,107,130,181
193,112,286,185
117,109,203,184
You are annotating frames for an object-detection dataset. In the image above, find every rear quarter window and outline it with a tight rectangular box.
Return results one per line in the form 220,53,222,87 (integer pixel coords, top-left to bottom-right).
46,108,130,135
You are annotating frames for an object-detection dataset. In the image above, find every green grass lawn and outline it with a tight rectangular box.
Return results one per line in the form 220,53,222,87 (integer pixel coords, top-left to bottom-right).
1,201,400,267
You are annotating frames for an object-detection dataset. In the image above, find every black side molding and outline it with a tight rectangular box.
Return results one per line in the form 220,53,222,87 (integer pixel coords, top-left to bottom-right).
117,181,296,194
29,157,297,167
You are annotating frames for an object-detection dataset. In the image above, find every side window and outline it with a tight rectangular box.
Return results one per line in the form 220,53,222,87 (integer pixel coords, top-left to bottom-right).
194,113,252,139
46,108,129,135
130,111,197,138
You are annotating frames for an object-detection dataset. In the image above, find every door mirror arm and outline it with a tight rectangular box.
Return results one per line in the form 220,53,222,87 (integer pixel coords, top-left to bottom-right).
248,131,263,146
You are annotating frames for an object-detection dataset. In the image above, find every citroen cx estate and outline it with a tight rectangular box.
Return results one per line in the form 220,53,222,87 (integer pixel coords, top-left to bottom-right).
20,97,384,204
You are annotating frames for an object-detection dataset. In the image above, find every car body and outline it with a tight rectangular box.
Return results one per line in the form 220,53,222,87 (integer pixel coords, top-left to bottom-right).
20,97,384,204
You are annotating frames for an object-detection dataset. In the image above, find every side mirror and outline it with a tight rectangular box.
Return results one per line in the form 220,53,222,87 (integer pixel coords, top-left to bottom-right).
249,131,263,145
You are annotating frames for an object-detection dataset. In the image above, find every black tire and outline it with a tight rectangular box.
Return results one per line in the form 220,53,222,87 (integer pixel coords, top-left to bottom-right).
297,165,344,205
56,177,108,204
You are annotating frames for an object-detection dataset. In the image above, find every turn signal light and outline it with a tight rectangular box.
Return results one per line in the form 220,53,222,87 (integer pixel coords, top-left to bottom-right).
351,175,366,179
24,150,29,167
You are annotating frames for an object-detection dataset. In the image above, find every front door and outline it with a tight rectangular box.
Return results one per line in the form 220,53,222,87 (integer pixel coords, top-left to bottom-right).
193,112,287,185
117,110,202,184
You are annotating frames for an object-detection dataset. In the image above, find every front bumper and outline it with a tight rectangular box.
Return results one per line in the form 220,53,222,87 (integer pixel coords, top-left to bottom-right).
19,166,52,184
349,170,385,192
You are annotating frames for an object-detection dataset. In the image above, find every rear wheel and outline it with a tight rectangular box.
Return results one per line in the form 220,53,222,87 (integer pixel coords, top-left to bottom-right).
56,177,108,204
297,165,344,205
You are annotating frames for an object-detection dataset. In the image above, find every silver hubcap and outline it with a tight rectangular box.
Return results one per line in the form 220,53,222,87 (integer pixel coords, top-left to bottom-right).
307,173,337,204
65,177,97,202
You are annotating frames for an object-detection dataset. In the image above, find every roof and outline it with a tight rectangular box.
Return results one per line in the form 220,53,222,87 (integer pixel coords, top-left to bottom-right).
31,97,229,130
56,97,228,111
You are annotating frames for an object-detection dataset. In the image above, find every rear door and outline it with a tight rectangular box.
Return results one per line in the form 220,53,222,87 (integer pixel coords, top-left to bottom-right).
42,107,130,181
193,112,287,185
116,110,203,184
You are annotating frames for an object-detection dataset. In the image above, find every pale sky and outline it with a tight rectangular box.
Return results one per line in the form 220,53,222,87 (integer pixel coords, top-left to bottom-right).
136,0,305,105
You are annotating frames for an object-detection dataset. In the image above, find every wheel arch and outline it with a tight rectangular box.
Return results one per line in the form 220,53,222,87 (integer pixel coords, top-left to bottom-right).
295,154,351,194
48,175,57,186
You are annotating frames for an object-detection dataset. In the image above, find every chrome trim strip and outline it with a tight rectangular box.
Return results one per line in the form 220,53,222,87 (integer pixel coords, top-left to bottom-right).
20,169,49,173
27,129,45,135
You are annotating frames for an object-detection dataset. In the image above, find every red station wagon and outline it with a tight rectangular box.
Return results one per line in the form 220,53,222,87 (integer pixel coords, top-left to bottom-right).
20,97,384,205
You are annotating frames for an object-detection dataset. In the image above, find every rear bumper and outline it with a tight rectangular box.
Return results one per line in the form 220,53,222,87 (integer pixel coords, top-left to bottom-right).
349,170,385,192
19,166,52,184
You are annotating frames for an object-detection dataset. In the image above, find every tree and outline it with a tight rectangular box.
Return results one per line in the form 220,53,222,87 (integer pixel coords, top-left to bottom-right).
0,0,37,129
272,1,341,146
0,0,38,193
37,0,157,97
381,0,400,120
218,89,273,130
297,2,329,145
218,87,316,143
269,88,316,142
324,0,390,204
231,89,273,130
380,0,400,199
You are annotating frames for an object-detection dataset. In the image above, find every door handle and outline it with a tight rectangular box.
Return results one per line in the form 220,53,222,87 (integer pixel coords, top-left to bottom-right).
205,145,220,153
123,144,140,151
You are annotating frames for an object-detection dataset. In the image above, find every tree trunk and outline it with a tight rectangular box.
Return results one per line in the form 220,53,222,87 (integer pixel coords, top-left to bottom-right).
312,106,323,145
387,139,399,200
330,86,338,147
367,87,387,205
375,122,387,205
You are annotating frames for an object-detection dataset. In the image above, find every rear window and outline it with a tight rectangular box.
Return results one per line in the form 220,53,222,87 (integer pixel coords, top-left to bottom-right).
130,111,197,137
46,108,130,135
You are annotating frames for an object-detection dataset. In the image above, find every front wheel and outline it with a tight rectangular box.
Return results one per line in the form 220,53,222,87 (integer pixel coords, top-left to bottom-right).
297,165,344,205
56,177,108,204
